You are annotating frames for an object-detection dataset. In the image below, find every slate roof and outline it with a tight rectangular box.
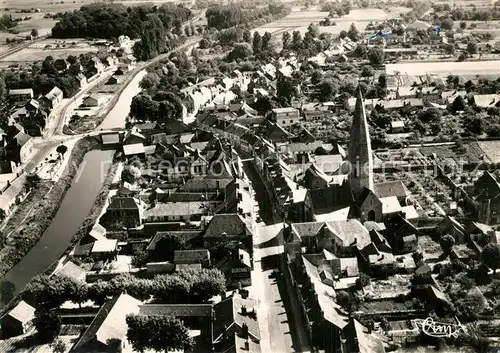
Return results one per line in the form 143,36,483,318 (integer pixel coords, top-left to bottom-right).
307,183,353,214
174,249,210,263
5,301,35,324
204,214,254,238
374,180,408,199
343,319,386,353
213,294,260,342
325,219,371,248
55,261,85,282
123,143,145,156
107,196,140,210
138,304,213,317
72,294,141,352
146,230,201,251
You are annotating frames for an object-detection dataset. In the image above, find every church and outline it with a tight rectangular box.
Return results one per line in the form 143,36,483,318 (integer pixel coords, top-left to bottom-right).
345,88,416,223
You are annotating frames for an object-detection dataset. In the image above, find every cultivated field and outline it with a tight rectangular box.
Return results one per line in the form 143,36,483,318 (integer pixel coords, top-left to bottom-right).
0,38,99,63
254,7,411,36
386,60,500,77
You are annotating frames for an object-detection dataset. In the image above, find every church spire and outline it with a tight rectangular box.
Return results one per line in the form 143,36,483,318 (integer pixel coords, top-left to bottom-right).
347,87,374,202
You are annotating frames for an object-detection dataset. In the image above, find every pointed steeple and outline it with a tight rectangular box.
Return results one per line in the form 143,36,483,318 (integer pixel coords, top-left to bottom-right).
347,87,374,202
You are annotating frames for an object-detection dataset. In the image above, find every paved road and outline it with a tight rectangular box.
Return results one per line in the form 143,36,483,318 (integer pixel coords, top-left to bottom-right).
243,160,312,353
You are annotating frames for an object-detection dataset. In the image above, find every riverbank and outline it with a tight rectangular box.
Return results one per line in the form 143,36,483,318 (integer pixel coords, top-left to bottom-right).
0,137,101,281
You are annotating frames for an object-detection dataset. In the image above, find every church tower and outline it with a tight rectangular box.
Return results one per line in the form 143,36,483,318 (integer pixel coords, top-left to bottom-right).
347,88,374,203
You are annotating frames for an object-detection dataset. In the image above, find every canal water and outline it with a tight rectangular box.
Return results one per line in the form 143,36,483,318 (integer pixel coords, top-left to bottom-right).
97,69,146,130
0,150,114,308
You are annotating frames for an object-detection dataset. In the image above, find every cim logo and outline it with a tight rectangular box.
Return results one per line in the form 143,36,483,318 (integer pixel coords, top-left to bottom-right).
415,317,466,338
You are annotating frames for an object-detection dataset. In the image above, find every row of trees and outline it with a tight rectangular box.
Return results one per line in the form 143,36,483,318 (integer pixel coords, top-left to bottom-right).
52,4,191,39
126,315,194,353
3,53,106,98
0,14,16,31
129,91,184,123
206,4,289,30
24,268,226,309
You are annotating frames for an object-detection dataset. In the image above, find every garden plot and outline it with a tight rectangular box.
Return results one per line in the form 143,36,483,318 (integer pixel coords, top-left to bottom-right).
478,140,500,164
0,38,99,62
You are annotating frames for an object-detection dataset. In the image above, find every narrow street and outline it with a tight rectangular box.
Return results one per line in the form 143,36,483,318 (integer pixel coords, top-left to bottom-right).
243,160,312,353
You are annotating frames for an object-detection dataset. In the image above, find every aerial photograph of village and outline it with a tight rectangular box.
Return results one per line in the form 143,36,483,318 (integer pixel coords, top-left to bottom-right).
2,0,500,351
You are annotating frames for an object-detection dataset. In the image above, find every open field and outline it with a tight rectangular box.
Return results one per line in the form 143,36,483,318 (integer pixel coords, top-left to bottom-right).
0,0,178,12
0,38,98,63
386,60,500,77
254,7,411,36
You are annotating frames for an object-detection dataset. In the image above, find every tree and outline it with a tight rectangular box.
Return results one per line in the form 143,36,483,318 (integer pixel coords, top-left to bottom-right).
291,30,302,51
24,173,41,191
34,309,61,342
307,23,320,38
361,65,374,77
482,243,500,272
282,31,291,49
339,30,347,39
440,234,455,254
451,95,466,112
311,70,324,85
56,144,67,159
132,249,149,268
261,31,272,52
121,164,141,184
254,96,275,115
126,315,194,353
460,21,467,29
227,43,252,61
444,43,455,55
489,279,500,295
347,23,360,42
30,28,38,38
356,272,370,288
367,47,384,65
318,79,337,102
441,18,454,30
51,339,67,353
243,29,251,43
467,41,478,55
252,32,261,54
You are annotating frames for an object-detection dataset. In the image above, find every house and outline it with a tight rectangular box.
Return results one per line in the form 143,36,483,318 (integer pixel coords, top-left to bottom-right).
174,249,211,267
54,59,69,72
76,73,87,87
101,132,121,146
54,260,86,282
213,293,261,353
41,86,64,109
271,107,300,128
91,56,105,73
104,196,143,228
81,95,102,107
8,131,34,163
0,300,35,338
341,318,386,353
138,303,214,343
203,214,255,250
91,238,118,260
106,76,120,85
122,143,145,159
72,294,141,352
390,120,405,133
121,54,136,66
475,171,500,224
303,183,353,222
8,88,34,104
437,216,467,244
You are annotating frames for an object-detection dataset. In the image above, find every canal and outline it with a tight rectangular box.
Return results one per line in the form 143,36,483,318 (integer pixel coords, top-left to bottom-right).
97,69,146,130
0,150,114,308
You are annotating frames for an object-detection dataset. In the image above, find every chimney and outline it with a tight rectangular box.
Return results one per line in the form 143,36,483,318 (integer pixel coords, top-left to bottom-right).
380,254,385,261
244,340,249,350
241,305,247,315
